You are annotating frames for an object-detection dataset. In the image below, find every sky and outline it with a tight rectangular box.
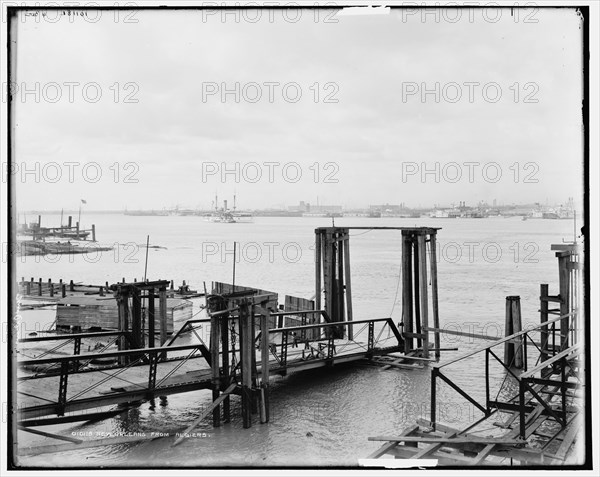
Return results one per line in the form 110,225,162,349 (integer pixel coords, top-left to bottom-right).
8,6,585,211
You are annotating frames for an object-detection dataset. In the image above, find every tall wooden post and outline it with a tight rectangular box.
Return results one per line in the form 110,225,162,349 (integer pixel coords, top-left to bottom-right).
540,284,549,365
429,232,440,359
504,296,523,368
240,300,252,428
343,231,354,340
220,313,231,422
557,253,570,350
117,292,130,365
250,306,258,415
159,287,167,346
337,231,345,335
418,234,430,358
260,308,270,423
210,310,221,427
91,224,96,242
401,232,414,352
131,286,142,349
413,236,422,349
148,288,155,348
315,230,322,339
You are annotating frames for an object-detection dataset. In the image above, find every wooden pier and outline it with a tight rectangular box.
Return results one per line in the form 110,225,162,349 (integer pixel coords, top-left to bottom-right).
366,243,584,466
15,226,444,454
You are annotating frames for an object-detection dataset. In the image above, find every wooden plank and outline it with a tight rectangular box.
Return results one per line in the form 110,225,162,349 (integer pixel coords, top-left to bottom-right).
555,415,583,462
368,436,523,445
365,424,419,459
172,383,237,447
18,426,83,444
19,408,130,427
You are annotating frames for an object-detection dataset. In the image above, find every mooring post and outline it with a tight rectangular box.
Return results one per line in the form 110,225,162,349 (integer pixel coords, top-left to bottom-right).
69,280,74,292
38,278,42,296
67,216,72,228
91,224,96,242
210,308,221,427
61,283,66,298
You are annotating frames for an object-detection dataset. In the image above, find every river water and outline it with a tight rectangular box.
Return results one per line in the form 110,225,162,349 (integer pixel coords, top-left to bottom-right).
14,214,579,467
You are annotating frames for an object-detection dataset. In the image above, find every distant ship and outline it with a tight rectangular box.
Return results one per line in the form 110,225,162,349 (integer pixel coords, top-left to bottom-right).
206,195,254,223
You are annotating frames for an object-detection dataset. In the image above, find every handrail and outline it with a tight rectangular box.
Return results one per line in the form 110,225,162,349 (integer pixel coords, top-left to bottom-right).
19,331,130,343
520,343,582,379
268,317,394,334
18,343,204,366
434,313,574,369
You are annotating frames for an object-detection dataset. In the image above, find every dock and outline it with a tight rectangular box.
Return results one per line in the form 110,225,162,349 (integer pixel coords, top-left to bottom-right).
365,242,584,466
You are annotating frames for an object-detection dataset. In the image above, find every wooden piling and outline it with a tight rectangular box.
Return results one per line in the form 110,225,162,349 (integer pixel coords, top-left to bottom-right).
239,300,253,428
315,230,322,336
99,286,104,297
429,233,440,359
61,284,66,298
159,288,167,346
131,287,142,349
343,231,354,340
337,231,346,335
38,278,42,296
557,254,570,350
401,233,413,352
210,309,221,427
504,296,523,368
220,312,230,422
148,288,155,348
67,216,72,228
413,237,422,349
540,284,549,365
418,235,429,358
69,280,74,292
260,308,270,423
48,279,54,297
91,224,96,242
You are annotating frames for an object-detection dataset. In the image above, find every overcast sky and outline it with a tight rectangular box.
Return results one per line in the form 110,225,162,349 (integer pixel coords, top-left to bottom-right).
11,6,584,211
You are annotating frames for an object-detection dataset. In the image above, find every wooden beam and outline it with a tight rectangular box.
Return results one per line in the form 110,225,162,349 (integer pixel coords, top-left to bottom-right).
172,383,237,447
18,426,83,444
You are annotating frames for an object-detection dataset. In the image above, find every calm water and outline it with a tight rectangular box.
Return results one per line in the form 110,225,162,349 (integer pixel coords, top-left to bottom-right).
14,214,578,467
